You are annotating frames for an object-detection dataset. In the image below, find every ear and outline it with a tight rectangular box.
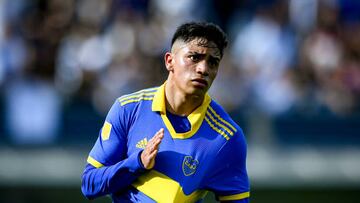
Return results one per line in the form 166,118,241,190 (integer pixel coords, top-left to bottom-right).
164,52,174,71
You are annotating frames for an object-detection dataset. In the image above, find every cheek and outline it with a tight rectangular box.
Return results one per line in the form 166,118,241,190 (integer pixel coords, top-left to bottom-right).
179,57,193,68
209,68,218,80
175,59,193,76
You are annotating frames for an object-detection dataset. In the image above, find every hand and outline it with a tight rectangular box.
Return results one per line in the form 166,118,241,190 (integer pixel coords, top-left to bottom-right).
140,128,164,169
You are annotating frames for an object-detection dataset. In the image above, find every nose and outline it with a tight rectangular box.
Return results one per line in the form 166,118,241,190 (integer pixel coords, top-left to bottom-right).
196,60,209,76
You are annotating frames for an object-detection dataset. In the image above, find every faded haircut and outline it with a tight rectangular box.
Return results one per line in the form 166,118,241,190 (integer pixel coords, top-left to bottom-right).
171,22,228,57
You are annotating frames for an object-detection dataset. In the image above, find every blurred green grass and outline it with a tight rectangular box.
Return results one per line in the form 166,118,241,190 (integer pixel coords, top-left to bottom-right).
0,186,358,203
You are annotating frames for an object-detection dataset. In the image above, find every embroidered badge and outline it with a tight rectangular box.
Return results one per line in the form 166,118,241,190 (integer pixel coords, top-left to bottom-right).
182,156,199,176
136,138,148,149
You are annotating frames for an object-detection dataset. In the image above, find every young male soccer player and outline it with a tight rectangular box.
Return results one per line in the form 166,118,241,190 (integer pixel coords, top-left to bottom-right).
81,22,250,202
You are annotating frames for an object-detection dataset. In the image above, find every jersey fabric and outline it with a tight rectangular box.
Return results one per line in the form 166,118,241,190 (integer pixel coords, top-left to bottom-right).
81,83,250,202
166,110,191,133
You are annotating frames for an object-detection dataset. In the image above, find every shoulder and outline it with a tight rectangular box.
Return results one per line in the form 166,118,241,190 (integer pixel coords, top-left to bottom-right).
206,99,247,161
117,86,159,107
115,86,160,118
206,100,244,141
107,86,159,125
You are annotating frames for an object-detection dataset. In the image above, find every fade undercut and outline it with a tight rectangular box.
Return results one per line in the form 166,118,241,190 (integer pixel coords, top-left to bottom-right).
171,22,228,57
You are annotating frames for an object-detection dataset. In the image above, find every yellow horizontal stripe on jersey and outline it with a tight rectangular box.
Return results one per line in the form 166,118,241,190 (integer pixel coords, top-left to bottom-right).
208,106,237,132
206,111,234,136
87,156,103,168
120,97,154,106
118,88,158,102
132,170,208,203
204,116,230,140
218,191,250,201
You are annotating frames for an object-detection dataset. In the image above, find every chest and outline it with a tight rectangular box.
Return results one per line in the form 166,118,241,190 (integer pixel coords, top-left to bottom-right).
126,111,221,192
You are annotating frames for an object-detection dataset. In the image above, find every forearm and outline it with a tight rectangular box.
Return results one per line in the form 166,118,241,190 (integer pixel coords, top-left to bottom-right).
81,151,145,199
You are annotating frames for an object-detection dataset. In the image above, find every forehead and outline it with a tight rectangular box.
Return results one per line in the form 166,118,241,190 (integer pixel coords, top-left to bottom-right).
173,38,221,58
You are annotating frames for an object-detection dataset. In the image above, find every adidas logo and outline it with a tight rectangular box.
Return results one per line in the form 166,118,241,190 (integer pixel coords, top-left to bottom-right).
136,138,148,149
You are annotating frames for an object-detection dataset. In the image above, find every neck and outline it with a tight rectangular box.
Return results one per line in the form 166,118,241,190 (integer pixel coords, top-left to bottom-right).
165,82,204,116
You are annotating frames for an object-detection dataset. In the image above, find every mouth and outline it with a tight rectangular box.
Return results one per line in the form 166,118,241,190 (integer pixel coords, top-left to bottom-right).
191,78,208,88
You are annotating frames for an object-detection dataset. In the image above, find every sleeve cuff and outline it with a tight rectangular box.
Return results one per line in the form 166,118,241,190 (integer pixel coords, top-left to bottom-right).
218,191,250,201
87,156,104,168
137,150,146,170
125,150,146,174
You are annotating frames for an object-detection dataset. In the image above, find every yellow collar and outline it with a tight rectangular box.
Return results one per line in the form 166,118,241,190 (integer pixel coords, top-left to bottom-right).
152,83,211,139
151,83,167,113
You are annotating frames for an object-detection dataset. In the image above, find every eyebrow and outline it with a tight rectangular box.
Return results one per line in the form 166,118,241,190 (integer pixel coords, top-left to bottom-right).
210,56,221,63
189,51,221,61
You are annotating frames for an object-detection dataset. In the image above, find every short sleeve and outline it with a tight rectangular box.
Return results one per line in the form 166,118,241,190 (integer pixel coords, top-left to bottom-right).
87,100,129,167
204,130,250,201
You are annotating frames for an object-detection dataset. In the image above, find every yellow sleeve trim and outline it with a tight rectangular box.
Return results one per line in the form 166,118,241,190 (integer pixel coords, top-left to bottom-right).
218,191,250,201
87,156,104,168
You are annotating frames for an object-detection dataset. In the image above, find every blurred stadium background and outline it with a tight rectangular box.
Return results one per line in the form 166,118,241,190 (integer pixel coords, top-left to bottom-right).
0,0,360,202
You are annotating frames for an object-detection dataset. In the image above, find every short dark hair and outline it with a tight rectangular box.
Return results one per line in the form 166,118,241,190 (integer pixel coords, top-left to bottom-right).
171,22,228,57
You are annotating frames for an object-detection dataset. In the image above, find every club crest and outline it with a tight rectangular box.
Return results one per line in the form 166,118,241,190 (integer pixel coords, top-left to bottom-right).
182,156,199,176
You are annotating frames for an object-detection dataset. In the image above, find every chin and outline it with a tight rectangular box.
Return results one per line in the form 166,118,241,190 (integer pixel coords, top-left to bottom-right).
187,86,207,96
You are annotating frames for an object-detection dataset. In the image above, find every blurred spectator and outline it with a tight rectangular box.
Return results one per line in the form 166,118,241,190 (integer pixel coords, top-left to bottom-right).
209,51,246,112
231,2,296,115
296,0,359,116
5,78,61,145
55,24,88,96
0,0,360,146
0,0,28,85
289,0,318,34
0,25,28,84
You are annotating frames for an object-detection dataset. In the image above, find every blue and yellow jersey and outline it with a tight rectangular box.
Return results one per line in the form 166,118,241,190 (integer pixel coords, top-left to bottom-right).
82,83,250,202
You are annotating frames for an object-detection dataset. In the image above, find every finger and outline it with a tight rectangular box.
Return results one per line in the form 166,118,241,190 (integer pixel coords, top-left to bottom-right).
148,129,164,145
154,128,164,139
152,137,162,148
158,129,164,139
146,128,164,152
151,144,157,152
148,137,158,148
143,148,157,161
146,140,156,152
151,143,160,153
149,149,158,158
146,138,162,154
152,134,163,146
143,148,151,156
154,130,164,142
148,130,161,143
158,128,164,134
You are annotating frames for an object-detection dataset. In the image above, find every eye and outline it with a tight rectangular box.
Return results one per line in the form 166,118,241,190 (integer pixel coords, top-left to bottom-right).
208,58,219,67
189,54,201,62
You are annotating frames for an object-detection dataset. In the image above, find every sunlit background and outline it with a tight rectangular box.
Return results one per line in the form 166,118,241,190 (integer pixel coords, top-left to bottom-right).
0,0,359,202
